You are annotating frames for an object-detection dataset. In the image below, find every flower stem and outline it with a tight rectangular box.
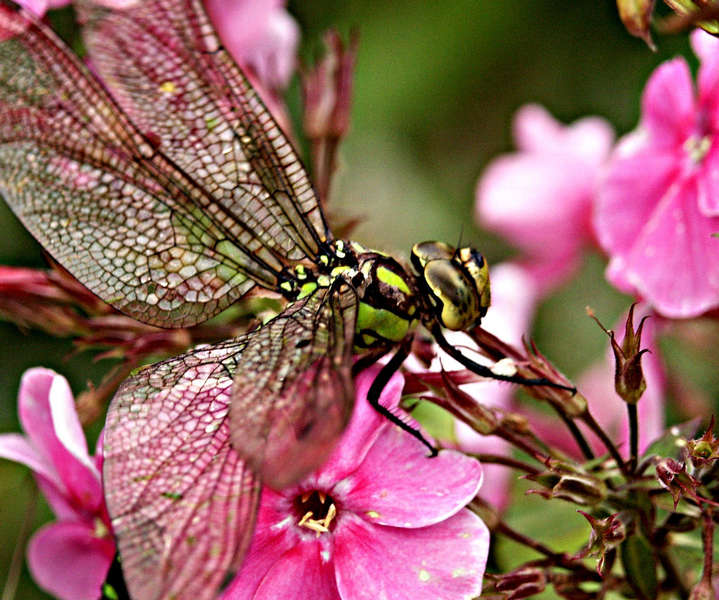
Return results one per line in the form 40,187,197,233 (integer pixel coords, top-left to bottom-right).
558,411,595,461
581,410,629,476
472,453,541,475
627,402,639,473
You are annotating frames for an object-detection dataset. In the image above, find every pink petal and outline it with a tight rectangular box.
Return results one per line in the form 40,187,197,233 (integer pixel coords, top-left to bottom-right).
340,424,482,528
241,9,299,90
477,153,593,289
205,0,297,90
640,58,695,147
27,521,114,600
623,175,719,317
0,432,61,488
18,369,102,511
223,493,339,600
512,104,564,152
693,30,719,132
453,423,513,509
14,0,49,16
595,148,678,257
561,116,615,165
695,144,719,216
316,366,405,485
249,541,339,600
334,511,489,600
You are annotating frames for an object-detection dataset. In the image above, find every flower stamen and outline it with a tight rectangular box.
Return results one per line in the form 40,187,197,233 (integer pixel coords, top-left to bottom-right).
295,490,337,535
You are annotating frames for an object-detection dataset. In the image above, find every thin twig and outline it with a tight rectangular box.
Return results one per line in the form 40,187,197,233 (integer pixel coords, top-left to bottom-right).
558,411,595,461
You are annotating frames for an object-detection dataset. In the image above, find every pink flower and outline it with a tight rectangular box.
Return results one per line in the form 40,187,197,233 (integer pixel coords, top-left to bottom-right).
204,0,299,91
595,31,719,318
476,104,614,296
221,367,489,600
0,368,114,600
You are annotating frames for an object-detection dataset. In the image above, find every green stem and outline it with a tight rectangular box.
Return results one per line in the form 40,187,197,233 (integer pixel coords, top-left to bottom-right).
627,403,639,473
2,477,37,600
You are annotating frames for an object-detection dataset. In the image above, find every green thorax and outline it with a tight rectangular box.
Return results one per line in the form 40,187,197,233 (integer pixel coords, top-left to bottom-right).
277,238,492,352
278,240,421,351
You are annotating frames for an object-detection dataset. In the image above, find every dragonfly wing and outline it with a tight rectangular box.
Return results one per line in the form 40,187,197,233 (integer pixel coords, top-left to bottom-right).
0,2,325,327
104,338,261,600
78,0,329,262
230,284,358,490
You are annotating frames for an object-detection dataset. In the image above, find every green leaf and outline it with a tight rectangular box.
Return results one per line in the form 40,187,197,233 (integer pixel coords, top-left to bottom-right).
620,534,658,599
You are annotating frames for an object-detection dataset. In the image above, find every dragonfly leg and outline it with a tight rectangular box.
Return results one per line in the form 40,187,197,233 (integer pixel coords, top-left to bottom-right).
365,344,438,457
432,327,577,394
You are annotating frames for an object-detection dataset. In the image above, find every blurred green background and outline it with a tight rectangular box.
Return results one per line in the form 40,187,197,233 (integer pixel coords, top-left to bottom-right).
0,1,700,598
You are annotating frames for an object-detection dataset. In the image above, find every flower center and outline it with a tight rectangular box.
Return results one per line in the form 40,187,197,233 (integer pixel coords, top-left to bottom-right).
294,490,337,534
683,134,712,164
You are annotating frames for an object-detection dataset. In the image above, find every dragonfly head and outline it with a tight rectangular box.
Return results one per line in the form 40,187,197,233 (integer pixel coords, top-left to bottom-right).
410,241,490,331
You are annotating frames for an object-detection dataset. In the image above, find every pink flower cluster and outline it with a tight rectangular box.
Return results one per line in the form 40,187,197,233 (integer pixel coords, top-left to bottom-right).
477,30,719,318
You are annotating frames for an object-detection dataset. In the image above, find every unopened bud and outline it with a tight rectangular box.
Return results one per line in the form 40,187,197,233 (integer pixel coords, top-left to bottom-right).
687,416,719,469
496,567,546,599
588,304,648,405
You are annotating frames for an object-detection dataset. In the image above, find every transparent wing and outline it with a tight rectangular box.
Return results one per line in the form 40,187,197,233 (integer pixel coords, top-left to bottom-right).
104,285,357,599
0,2,328,327
104,339,261,600
230,284,358,490
77,0,328,262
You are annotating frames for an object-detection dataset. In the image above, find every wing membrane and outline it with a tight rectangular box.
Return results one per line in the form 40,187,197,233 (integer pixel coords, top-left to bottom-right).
104,338,261,600
77,0,328,261
230,284,358,489
105,285,357,599
0,2,327,327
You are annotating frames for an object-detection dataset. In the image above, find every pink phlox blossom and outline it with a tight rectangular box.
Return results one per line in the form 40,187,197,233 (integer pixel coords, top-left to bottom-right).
595,30,719,318
476,104,614,296
221,366,489,600
0,368,114,600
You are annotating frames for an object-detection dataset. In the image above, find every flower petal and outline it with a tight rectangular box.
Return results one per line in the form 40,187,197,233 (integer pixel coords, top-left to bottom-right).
640,58,695,147
316,366,405,485
477,152,594,291
695,143,719,216
17,368,102,511
27,521,114,600
512,104,564,152
595,148,677,257
693,30,719,133
0,432,61,488
340,424,482,528
334,511,489,600
223,492,339,600
623,175,719,317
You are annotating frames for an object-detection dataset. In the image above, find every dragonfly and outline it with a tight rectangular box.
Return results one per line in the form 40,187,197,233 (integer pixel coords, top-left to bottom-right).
0,1,571,598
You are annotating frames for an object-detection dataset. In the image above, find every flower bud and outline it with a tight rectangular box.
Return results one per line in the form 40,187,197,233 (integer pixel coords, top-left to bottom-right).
616,0,656,48
588,304,648,405
687,416,719,469
495,567,546,599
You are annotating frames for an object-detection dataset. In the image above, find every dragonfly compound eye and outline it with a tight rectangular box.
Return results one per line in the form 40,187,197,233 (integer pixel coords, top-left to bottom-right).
411,241,491,330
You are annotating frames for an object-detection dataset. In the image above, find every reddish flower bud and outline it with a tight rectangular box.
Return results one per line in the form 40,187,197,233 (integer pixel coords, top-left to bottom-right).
496,567,546,599
589,304,648,405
